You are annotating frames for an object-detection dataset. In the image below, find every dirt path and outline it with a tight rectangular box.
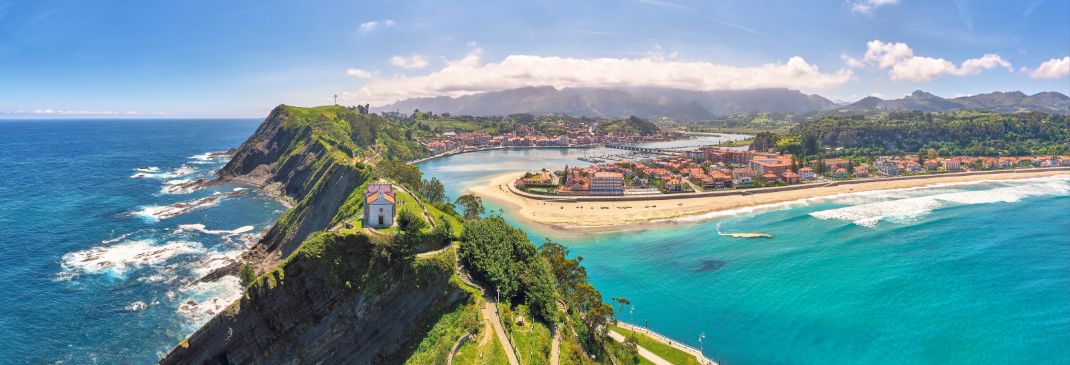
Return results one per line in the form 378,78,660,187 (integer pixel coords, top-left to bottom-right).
549,327,560,365
455,251,521,365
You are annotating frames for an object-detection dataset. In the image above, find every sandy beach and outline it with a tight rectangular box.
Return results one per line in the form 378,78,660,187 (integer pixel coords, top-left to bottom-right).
469,169,1070,231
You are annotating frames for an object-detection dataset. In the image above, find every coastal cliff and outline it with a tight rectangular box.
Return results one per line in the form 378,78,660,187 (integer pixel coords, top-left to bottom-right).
218,105,371,257
162,232,470,364
163,105,467,364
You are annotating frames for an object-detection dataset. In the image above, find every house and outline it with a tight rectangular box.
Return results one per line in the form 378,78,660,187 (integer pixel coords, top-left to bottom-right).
799,167,814,180
853,164,869,178
874,159,899,176
781,170,801,184
364,182,396,228
833,168,849,179
732,168,756,186
522,169,556,186
590,171,625,196
664,176,684,192
942,158,961,171
822,158,850,170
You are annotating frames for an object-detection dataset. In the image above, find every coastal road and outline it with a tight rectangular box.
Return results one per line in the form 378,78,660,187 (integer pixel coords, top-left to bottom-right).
608,330,673,365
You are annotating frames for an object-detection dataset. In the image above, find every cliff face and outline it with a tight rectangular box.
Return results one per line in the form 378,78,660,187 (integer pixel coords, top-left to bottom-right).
219,105,368,257
162,233,468,365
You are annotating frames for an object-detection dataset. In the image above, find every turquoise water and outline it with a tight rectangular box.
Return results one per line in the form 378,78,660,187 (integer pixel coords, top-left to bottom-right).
418,147,1070,364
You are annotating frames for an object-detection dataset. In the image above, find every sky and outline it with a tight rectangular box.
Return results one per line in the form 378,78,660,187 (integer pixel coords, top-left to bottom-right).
0,0,1068,117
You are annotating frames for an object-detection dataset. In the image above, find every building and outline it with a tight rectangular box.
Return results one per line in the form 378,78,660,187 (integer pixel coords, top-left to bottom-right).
875,159,900,176
732,168,756,186
799,167,814,180
942,158,961,171
833,168,849,179
590,171,625,196
364,182,396,228
781,170,801,184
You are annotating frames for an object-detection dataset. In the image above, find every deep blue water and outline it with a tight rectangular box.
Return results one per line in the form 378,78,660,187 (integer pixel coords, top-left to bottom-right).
0,119,284,364
418,148,1070,365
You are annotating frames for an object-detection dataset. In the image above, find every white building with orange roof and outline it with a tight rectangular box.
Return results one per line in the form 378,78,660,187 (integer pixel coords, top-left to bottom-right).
364,182,396,228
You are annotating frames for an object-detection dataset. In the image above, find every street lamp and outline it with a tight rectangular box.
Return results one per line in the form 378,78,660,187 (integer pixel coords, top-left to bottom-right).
698,331,706,353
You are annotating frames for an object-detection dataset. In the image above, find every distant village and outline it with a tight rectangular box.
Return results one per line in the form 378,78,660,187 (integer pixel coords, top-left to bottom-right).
421,124,682,155
515,147,1070,196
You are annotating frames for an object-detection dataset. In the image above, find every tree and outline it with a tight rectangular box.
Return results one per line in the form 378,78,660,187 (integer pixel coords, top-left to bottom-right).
397,208,426,232
379,160,423,191
239,263,256,288
420,177,446,203
612,297,631,316
458,217,558,322
455,194,485,220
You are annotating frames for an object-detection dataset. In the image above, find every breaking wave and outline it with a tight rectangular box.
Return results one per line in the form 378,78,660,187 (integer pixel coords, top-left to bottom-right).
60,239,206,278
810,176,1070,228
177,275,242,329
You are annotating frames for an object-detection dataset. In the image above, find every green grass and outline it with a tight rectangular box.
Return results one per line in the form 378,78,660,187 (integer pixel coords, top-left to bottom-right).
504,304,553,365
612,325,701,365
452,329,510,365
403,300,481,365
426,203,464,237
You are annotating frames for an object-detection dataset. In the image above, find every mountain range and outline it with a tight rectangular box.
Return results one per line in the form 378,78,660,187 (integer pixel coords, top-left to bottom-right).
843,90,1070,113
374,87,1069,121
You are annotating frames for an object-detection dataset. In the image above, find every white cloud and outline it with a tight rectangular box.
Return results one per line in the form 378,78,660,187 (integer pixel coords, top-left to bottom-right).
857,40,1011,81
849,0,900,14
390,55,430,69
1022,56,1070,79
342,48,853,106
358,19,395,33
841,54,866,69
345,68,376,78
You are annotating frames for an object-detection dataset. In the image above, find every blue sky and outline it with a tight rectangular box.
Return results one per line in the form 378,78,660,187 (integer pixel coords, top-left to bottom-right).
0,0,1067,117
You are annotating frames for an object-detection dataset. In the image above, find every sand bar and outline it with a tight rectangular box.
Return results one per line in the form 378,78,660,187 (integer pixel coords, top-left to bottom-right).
469,168,1070,231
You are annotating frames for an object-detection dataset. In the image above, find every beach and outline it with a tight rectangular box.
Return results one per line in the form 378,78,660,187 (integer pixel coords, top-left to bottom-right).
469,169,1070,230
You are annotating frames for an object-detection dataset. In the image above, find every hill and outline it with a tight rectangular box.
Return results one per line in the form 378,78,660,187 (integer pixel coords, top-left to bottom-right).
843,90,1070,113
375,86,836,121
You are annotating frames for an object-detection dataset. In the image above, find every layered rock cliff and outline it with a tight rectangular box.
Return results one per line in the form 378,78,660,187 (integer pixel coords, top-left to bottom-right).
162,232,469,364
218,105,370,258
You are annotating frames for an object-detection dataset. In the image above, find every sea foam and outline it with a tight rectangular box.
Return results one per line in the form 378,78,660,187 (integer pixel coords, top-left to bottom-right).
177,275,242,329
60,239,206,278
810,176,1070,228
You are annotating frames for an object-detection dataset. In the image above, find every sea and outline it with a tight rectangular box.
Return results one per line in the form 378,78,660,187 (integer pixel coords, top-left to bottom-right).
1,120,1068,364
0,119,283,363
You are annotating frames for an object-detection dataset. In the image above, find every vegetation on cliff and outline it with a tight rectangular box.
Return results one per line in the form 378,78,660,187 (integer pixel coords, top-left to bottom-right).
757,111,1070,157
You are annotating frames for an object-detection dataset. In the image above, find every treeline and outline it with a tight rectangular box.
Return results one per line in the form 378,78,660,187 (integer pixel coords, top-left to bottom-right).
763,111,1069,157
458,216,624,359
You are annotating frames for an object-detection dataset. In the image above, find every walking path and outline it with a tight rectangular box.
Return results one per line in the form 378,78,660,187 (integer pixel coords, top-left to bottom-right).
615,322,718,365
454,250,521,365
608,330,672,365
549,327,560,365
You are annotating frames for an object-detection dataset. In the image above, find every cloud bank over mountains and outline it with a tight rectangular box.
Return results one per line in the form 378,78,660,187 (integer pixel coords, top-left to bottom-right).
344,48,852,106
346,39,1065,106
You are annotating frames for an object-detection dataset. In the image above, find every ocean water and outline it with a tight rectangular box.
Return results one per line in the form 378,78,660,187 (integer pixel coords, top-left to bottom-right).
418,148,1070,364
0,119,284,363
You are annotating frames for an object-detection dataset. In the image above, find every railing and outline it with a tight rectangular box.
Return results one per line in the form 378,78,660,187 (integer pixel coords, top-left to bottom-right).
616,321,718,365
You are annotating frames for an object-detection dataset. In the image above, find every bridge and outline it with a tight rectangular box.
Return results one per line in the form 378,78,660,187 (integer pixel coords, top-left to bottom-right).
604,143,686,155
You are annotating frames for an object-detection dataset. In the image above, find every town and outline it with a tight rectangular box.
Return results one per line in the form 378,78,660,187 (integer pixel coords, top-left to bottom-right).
515,146,1070,196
